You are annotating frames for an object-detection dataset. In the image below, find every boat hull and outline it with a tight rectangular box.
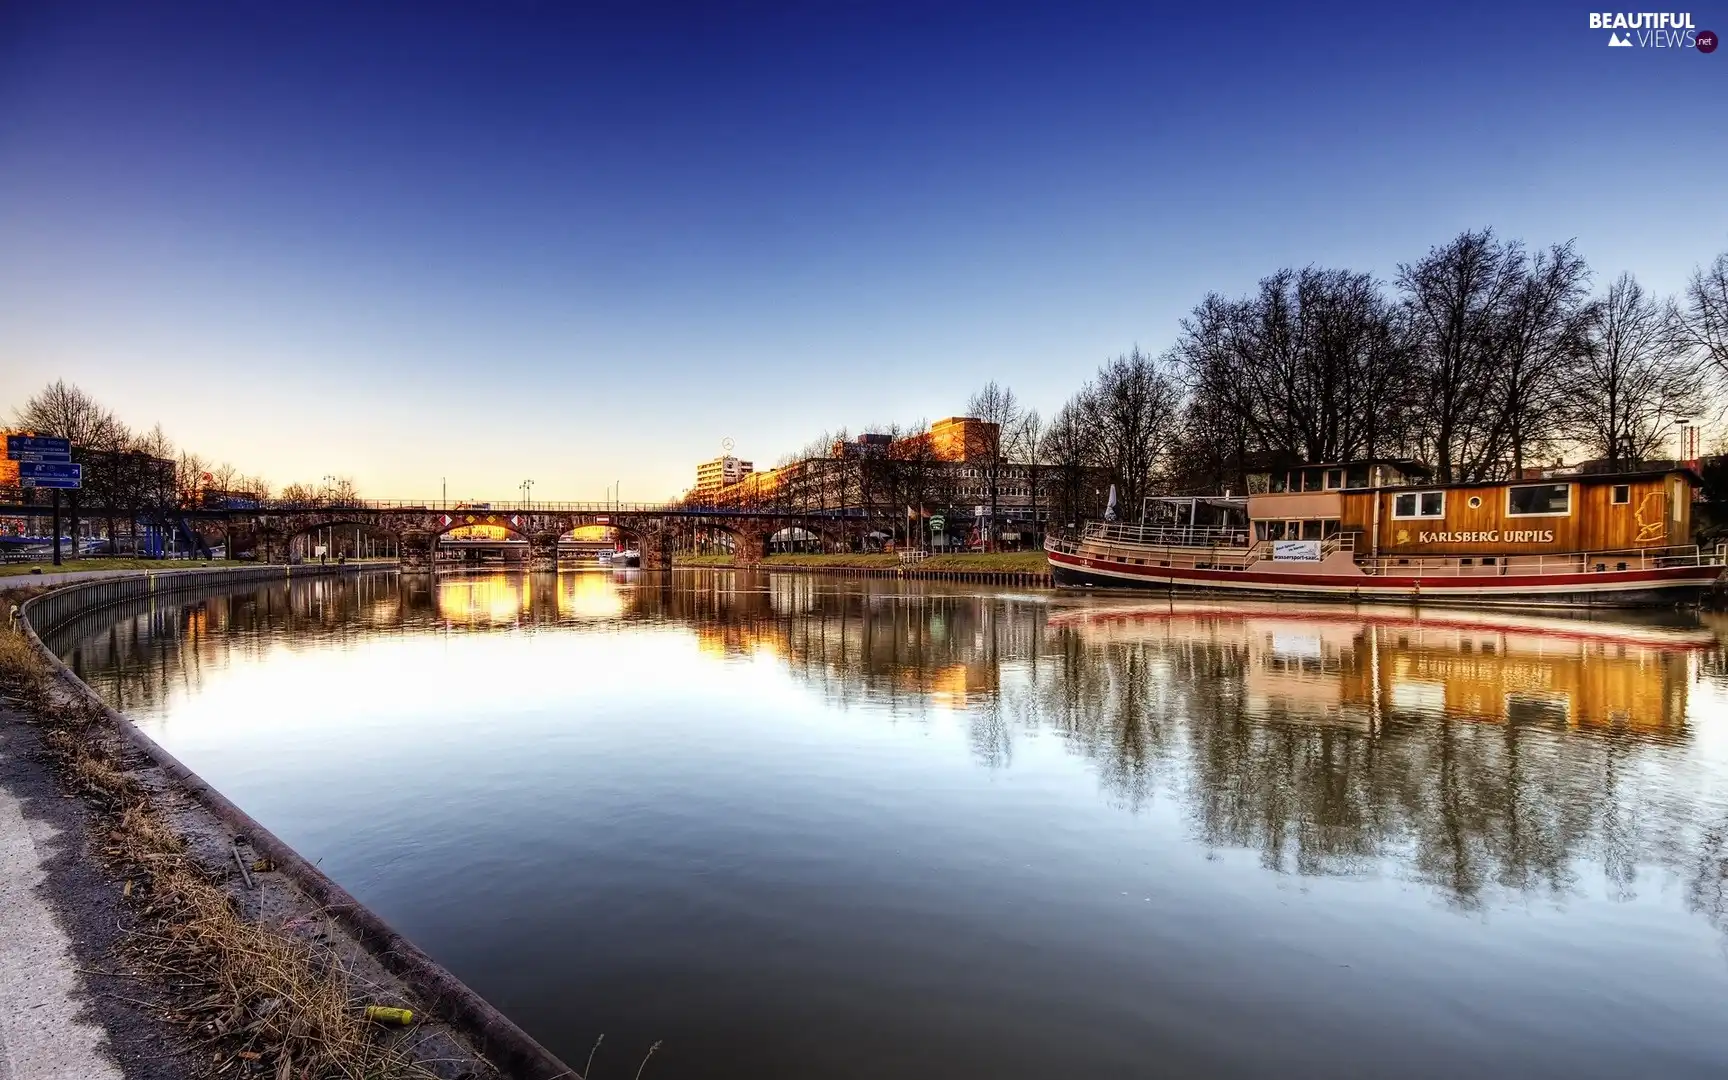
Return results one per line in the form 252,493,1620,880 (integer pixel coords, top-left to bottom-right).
1047,548,1722,608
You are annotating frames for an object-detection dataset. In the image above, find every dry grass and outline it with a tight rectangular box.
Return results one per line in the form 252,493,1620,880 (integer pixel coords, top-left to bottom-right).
1,620,438,1080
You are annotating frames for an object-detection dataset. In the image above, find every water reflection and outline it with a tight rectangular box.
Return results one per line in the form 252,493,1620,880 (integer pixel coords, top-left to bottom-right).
45,570,1728,1080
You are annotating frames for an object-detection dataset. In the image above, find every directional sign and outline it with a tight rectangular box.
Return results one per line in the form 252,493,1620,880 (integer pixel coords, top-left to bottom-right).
6,434,71,460
18,461,82,488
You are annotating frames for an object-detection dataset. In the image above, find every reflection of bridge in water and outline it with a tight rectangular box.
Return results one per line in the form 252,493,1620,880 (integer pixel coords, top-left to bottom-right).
50,569,1728,923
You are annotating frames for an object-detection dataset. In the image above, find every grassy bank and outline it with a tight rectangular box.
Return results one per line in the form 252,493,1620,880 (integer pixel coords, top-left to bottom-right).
673,551,1049,573
0,610,456,1079
0,557,250,578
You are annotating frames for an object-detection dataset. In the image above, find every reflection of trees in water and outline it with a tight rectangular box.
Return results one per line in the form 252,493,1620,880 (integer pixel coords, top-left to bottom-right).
52,571,1728,924
1012,618,1718,915
52,573,405,714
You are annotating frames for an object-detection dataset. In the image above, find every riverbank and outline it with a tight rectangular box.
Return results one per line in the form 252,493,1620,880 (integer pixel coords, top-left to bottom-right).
671,551,1053,586
677,551,1050,571
1,567,578,1080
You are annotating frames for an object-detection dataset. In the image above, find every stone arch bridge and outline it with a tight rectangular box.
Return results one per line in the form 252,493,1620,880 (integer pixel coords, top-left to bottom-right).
238,504,860,571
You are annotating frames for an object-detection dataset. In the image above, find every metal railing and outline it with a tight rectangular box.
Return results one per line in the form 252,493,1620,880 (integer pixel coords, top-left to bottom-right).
1081,522,1253,548
1355,544,1725,576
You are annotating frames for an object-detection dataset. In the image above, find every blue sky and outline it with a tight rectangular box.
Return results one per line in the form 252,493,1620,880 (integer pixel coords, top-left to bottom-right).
2,1,1724,500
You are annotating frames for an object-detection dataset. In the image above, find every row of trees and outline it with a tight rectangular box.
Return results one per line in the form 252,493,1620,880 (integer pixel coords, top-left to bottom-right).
6,381,360,533
975,232,1728,525
731,231,1726,544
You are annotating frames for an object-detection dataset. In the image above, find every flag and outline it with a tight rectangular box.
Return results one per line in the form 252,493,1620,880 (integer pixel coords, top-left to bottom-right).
1104,484,1119,522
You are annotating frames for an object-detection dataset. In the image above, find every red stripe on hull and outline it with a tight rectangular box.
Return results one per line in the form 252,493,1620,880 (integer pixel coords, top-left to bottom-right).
1046,549,1722,606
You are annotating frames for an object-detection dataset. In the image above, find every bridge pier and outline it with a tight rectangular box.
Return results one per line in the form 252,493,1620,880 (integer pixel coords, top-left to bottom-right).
528,533,559,573
399,531,436,574
733,522,768,566
637,518,674,571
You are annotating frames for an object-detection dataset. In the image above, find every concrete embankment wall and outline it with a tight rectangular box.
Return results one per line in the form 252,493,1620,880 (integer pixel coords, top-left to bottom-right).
19,564,576,1080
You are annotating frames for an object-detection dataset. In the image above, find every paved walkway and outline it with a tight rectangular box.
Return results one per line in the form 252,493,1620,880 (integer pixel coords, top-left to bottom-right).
0,746,125,1080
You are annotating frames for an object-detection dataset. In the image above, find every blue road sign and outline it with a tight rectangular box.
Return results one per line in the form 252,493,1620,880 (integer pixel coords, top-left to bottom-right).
6,434,72,459
10,449,72,463
18,461,82,487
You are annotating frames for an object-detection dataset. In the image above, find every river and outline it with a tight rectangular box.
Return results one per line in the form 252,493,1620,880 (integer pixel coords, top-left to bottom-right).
43,569,1728,1079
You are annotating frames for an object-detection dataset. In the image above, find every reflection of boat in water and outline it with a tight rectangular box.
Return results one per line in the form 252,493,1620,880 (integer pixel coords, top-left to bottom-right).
1050,600,1707,733
1047,462,1726,607
612,549,641,568
1049,599,1718,648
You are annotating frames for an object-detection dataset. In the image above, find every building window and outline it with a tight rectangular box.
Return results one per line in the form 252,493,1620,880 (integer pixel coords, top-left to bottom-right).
1324,469,1344,490
1611,484,1630,505
1507,483,1570,517
1392,491,1445,518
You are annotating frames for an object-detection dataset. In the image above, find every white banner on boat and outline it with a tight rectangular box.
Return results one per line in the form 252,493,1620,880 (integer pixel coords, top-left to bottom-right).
1272,540,1322,562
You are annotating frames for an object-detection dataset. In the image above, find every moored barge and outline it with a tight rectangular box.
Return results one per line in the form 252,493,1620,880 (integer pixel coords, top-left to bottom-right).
1046,461,1726,608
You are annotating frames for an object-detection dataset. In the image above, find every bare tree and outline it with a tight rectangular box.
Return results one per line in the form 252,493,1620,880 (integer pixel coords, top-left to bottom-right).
1171,270,1409,489
13,380,124,449
1076,349,1180,513
13,381,129,551
1397,229,1529,481
1681,250,1728,376
966,382,1022,550
1494,241,1592,474
1567,273,1706,465
1011,408,1046,543
210,461,239,498
1040,399,1098,529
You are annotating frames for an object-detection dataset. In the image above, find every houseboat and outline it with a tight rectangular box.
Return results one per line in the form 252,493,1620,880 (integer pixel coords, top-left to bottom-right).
1045,460,1726,607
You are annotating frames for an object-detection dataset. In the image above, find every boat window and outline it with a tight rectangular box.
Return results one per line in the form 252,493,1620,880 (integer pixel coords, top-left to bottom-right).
1346,464,1370,489
1507,483,1570,516
1300,520,1324,541
1392,491,1445,518
1611,484,1630,504
1322,520,1340,538
1324,469,1344,490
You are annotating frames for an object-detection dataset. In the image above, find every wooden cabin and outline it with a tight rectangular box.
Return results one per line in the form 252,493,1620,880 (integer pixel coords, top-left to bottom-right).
1244,462,1699,559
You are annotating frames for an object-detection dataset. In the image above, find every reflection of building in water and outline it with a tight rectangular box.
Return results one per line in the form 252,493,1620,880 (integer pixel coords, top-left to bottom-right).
1375,624,1692,733
1050,603,1708,735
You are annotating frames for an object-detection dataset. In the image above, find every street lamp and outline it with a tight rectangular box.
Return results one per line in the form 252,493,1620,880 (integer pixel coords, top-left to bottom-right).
521,479,534,509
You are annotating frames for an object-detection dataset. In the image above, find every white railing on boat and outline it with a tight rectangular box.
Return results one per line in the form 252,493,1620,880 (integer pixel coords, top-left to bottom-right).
1081,522,1253,548
1354,544,1725,576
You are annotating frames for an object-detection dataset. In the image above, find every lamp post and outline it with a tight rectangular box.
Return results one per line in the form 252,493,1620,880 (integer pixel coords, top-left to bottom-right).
521,479,534,510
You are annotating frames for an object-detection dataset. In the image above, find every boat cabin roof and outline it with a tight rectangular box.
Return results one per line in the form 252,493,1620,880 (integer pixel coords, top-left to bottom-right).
1248,460,1701,496
1353,466,1705,495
